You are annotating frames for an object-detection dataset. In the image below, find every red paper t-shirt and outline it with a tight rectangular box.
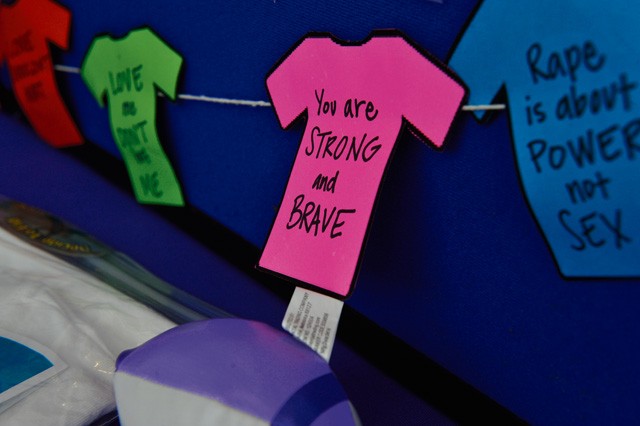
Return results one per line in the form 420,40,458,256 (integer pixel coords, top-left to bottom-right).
0,0,82,147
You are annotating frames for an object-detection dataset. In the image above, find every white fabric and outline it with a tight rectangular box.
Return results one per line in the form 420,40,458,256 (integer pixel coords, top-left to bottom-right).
0,226,176,426
114,372,268,426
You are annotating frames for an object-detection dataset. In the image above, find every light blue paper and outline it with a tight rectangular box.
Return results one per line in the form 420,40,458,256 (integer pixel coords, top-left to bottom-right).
0,337,53,393
0,331,66,413
449,0,640,277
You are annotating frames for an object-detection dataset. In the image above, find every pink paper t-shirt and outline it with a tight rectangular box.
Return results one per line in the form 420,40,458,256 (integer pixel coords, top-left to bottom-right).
259,33,466,298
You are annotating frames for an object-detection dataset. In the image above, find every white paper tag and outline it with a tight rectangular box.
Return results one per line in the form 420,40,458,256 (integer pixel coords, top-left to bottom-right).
282,287,343,362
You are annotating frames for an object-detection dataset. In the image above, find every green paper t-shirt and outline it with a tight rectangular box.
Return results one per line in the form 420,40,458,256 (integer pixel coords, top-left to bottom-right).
81,27,184,206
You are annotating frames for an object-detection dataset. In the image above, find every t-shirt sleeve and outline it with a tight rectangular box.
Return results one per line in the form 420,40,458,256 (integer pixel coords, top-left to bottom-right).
40,0,71,50
265,37,315,129
80,39,107,107
394,38,467,148
447,1,506,120
144,29,183,100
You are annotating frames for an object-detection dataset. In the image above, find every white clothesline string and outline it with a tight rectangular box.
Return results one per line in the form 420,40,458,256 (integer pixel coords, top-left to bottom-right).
54,64,506,111
176,93,272,108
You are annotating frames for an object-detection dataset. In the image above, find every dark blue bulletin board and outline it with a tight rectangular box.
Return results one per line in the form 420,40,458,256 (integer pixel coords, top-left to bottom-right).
1,1,639,424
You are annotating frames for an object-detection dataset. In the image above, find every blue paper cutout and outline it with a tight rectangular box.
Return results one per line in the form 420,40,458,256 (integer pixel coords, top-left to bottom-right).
449,0,640,277
0,336,53,394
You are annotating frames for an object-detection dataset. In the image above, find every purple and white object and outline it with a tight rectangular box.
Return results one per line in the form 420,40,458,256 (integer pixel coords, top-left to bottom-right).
114,318,360,425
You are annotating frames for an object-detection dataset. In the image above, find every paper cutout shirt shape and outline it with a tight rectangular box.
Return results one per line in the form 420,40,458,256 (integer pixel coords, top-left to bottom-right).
0,0,83,147
449,1,640,278
259,32,467,299
81,27,184,206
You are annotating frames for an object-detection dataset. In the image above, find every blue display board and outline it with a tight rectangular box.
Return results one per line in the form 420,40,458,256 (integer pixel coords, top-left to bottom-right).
1,1,639,424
